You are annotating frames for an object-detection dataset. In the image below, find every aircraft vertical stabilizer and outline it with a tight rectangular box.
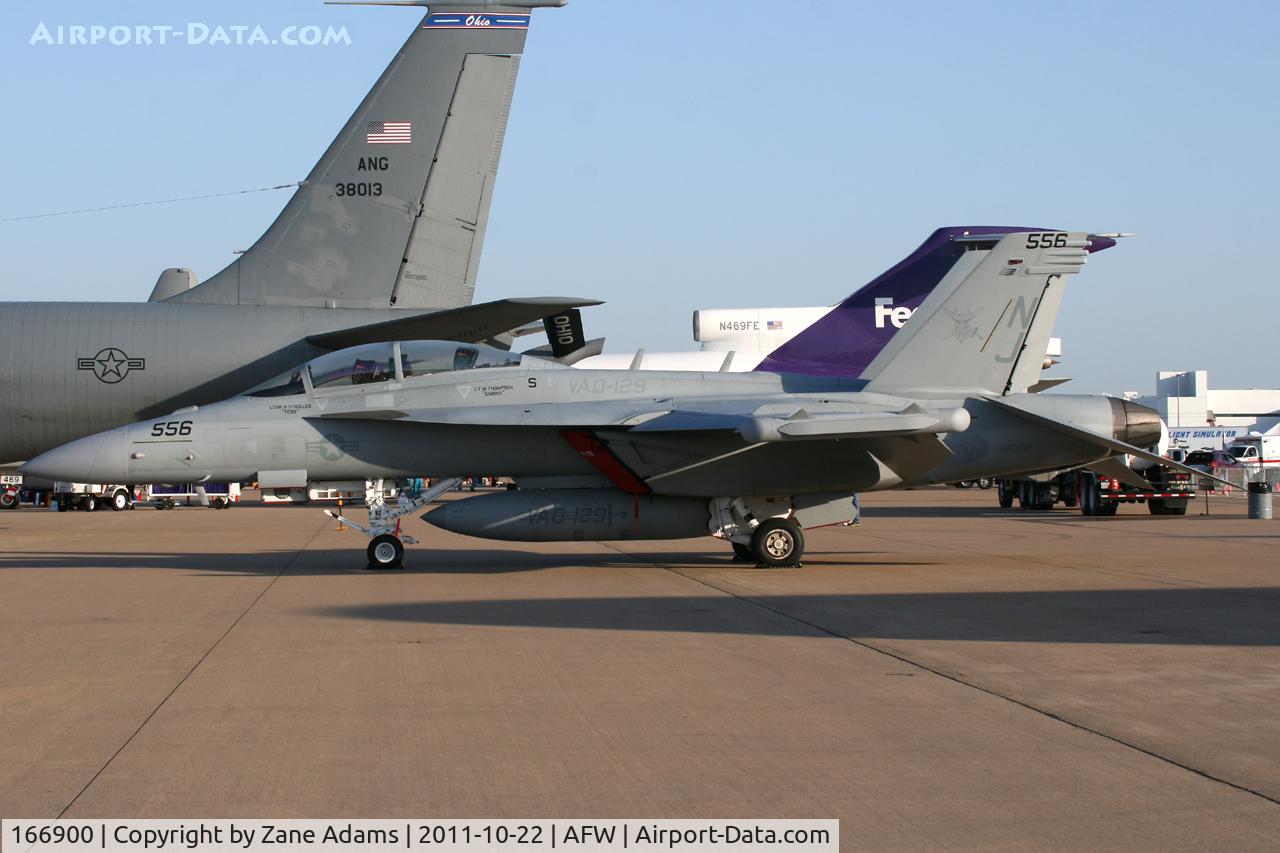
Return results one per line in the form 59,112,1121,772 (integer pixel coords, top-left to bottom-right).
860,231,1111,395
168,3,563,310
755,226,1043,379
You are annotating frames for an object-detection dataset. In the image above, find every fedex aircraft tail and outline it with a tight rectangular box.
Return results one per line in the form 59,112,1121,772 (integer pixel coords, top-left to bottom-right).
755,226,1053,380
859,230,1116,395
167,1,565,310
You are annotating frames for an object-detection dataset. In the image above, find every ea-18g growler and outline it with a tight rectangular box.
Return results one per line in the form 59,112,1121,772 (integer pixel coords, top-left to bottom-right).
28,229,1212,569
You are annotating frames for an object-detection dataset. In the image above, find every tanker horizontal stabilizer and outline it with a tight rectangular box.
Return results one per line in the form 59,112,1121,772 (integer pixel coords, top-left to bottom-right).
306,297,602,349
983,395,1236,489
523,338,607,365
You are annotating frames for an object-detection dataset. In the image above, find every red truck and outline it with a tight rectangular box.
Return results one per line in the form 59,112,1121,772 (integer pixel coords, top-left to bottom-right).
996,462,1195,516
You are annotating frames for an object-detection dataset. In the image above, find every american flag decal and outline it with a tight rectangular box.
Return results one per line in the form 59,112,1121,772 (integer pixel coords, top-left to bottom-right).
767,320,784,331
366,121,412,145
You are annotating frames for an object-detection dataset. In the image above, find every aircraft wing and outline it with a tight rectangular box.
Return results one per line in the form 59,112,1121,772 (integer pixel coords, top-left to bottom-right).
306,297,603,349
311,400,968,495
311,400,971,440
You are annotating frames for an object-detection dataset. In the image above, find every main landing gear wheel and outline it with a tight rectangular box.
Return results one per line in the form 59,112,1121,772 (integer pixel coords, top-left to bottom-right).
731,542,754,562
751,518,805,568
997,481,1015,509
367,534,405,570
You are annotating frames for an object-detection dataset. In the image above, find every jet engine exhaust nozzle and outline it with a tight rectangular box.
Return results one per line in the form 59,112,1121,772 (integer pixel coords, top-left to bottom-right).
1110,398,1162,450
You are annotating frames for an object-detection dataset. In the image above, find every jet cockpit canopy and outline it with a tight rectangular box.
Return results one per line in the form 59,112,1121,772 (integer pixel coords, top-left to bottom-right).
246,340,526,398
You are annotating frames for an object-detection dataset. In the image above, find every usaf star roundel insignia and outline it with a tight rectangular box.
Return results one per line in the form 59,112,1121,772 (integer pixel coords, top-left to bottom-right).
77,348,146,384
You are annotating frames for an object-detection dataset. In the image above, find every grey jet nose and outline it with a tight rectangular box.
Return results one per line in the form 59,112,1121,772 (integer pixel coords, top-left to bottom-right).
21,428,130,483
1109,398,1162,450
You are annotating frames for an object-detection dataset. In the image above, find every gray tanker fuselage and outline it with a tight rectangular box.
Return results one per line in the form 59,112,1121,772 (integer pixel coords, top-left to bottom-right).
1,303,410,463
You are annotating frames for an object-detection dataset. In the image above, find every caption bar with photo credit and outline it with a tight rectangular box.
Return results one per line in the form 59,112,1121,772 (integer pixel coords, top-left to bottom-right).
3,820,837,853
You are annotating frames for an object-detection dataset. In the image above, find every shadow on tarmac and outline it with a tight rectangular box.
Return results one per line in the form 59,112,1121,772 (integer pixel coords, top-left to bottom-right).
0,548,935,575
862,504,1245,521
0,549,611,575
4,546,1279,646
315,587,1280,646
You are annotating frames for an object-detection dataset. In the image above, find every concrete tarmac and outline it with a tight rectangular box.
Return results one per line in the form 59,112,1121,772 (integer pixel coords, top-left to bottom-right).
1,488,1278,850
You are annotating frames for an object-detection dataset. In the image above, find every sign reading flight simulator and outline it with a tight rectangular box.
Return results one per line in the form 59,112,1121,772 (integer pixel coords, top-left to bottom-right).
423,13,531,30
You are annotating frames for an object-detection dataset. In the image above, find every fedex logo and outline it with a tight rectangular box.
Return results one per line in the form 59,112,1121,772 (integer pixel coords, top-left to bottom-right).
874,298,914,329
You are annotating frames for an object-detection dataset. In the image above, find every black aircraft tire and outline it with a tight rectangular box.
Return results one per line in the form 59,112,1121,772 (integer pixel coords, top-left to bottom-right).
367,534,405,570
731,542,754,562
751,518,804,568
997,482,1014,509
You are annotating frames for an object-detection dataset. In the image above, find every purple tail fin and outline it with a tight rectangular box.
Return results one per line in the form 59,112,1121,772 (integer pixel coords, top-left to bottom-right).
755,226,1050,379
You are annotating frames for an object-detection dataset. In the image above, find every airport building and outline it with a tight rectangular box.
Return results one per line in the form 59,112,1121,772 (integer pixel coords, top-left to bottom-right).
1133,370,1280,448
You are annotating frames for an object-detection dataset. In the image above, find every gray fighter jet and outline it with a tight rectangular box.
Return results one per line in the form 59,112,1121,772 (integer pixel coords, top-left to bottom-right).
0,2,574,465
27,229,1213,568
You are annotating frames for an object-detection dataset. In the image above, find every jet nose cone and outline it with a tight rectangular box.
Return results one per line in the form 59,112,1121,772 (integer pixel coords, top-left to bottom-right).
21,429,129,483
1110,398,1162,450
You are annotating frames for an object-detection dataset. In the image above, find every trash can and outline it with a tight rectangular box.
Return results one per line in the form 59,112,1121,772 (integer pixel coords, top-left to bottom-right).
1247,481,1273,520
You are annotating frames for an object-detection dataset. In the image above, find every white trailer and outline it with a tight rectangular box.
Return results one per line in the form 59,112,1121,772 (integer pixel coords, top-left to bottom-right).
1225,433,1280,479
53,482,134,512
147,482,242,510
260,480,400,505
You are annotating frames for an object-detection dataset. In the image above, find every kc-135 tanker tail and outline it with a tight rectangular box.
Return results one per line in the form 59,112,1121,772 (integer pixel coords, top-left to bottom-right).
0,1,577,465
165,1,566,310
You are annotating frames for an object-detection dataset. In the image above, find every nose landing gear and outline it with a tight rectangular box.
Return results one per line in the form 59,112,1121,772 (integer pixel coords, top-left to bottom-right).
367,534,406,570
324,477,462,570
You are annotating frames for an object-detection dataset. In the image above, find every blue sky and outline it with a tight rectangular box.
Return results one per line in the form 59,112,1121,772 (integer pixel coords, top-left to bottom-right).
2,0,1276,394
